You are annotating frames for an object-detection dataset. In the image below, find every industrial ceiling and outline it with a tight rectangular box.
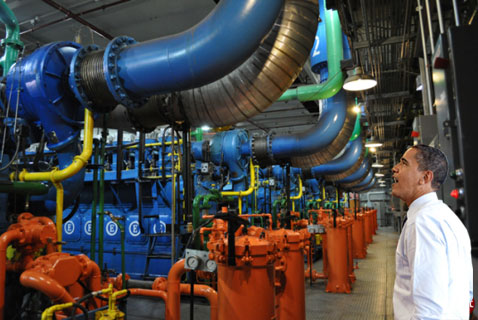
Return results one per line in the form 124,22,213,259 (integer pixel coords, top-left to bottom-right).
0,0,470,185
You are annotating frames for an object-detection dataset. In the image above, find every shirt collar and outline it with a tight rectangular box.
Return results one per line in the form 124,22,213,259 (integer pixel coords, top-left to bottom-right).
407,192,437,220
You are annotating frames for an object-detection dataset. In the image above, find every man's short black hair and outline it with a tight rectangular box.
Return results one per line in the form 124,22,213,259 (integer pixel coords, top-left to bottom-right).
411,144,449,190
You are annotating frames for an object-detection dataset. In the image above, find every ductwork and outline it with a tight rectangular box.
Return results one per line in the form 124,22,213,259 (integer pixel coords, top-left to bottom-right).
351,177,377,192
340,166,373,189
120,0,319,131
69,0,284,112
336,157,370,184
308,135,364,179
246,90,355,168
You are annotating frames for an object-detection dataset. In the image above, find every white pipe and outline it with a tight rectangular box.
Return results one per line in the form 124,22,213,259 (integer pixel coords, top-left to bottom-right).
424,0,435,54
417,0,435,115
452,0,460,26
435,0,445,34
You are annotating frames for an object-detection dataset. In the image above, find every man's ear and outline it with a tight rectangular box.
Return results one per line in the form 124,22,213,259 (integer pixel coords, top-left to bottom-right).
422,170,434,186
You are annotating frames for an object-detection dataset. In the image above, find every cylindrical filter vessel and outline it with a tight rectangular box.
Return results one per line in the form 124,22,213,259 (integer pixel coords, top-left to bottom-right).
269,229,308,320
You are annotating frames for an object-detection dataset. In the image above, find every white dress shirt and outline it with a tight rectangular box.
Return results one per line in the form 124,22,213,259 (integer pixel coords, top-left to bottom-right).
393,192,473,320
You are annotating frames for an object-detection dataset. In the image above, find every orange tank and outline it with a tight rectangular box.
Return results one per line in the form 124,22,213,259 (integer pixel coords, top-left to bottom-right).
352,213,366,259
269,229,308,320
208,234,278,320
345,218,356,283
325,217,351,293
363,210,373,244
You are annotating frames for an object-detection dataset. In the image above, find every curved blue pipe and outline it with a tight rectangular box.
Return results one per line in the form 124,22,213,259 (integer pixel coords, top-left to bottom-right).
336,158,370,183
6,42,83,150
116,0,283,97
349,170,374,189
269,90,347,159
310,136,363,177
351,177,376,192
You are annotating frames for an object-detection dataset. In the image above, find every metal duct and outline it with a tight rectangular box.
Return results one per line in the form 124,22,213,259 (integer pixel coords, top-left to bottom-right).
290,92,356,168
71,0,283,112
345,169,374,190
325,138,366,181
119,0,318,130
247,90,354,168
308,135,364,179
350,177,377,192
340,166,372,189
336,157,370,183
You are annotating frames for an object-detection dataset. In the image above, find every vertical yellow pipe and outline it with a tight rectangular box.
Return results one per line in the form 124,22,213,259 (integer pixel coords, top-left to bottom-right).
52,182,64,252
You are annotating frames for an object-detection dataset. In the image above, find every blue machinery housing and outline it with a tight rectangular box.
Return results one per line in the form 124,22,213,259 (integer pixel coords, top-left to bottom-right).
1,0,376,279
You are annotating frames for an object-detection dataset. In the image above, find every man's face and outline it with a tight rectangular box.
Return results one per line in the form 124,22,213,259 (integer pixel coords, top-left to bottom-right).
391,148,425,205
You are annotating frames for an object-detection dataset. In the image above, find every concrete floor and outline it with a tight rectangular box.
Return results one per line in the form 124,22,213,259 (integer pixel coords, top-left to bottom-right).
125,226,478,319
305,227,398,320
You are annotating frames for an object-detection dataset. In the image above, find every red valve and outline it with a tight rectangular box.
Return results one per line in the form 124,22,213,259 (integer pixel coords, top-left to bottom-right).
470,297,475,315
450,189,459,199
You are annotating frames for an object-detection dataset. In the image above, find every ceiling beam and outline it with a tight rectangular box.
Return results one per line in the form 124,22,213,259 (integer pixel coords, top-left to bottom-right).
354,35,415,49
366,91,413,100
41,0,113,40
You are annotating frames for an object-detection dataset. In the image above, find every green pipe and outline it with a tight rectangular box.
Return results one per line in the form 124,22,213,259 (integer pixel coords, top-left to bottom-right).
107,212,126,289
349,113,361,141
272,199,282,228
90,140,99,261
190,128,203,142
0,1,23,76
0,181,49,195
278,2,343,102
98,131,107,269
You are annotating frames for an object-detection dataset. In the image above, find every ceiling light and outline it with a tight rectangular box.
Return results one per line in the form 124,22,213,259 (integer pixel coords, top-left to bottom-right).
372,163,384,168
375,173,385,177
378,179,386,183
343,66,377,91
353,105,361,114
365,136,383,148
379,184,387,187
201,125,211,131
369,147,377,153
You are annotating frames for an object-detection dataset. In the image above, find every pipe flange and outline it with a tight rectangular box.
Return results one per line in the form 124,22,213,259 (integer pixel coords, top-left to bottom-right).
103,36,145,109
251,134,274,167
69,44,100,110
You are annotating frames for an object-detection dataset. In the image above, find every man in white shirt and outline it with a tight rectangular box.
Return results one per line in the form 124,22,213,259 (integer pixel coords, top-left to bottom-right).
392,144,473,320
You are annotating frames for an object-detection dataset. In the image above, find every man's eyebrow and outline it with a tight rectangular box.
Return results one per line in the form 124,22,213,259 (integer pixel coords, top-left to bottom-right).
401,157,409,165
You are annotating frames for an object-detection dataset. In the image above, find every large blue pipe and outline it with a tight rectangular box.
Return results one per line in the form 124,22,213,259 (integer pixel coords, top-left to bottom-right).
115,0,283,97
310,136,363,177
336,158,370,183
351,177,376,192
349,170,374,190
242,89,348,161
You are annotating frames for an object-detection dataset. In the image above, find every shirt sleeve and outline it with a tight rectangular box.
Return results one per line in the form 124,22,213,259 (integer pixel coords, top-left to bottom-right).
406,218,448,320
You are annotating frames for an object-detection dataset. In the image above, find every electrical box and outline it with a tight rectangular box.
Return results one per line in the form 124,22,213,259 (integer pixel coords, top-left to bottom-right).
412,115,437,145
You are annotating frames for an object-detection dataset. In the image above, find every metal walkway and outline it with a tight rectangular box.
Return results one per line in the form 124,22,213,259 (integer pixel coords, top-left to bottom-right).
306,226,399,320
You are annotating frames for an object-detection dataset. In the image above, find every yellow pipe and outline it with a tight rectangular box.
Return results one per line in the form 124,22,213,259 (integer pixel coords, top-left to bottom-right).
221,159,256,215
10,109,94,251
290,176,303,200
110,289,128,311
11,109,94,183
291,176,303,212
52,182,64,252
41,302,73,320
221,159,255,197
125,140,183,149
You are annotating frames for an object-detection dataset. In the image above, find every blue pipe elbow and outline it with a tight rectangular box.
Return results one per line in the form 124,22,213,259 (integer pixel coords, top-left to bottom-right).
270,90,347,159
349,170,374,189
210,130,249,184
115,0,283,97
6,42,83,150
352,177,376,192
336,158,370,183
311,136,363,177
